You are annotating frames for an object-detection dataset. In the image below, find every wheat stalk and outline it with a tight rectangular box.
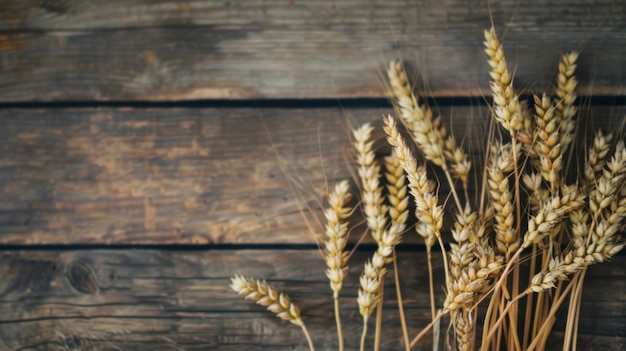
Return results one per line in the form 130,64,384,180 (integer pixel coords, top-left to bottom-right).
230,275,315,350
322,180,352,351
385,150,412,350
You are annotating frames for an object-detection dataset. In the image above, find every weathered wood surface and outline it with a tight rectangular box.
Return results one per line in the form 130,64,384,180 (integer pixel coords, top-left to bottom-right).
0,0,623,101
0,249,623,350
0,106,373,244
0,105,623,245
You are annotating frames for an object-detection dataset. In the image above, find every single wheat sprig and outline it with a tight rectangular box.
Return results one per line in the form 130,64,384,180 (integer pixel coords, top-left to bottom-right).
487,142,519,255
357,223,405,319
323,180,352,297
354,123,388,243
554,51,579,153
445,209,501,315
446,207,492,312
523,188,586,247
384,150,412,350
323,181,352,351
385,150,410,227
532,94,563,189
589,142,626,216
387,61,445,167
484,27,526,135
448,206,478,290
387,61,471,189
230,275,304,326
383,115,443,248
358,261,382,320
455,309,474,351
230,275,316,351
584,131,613,188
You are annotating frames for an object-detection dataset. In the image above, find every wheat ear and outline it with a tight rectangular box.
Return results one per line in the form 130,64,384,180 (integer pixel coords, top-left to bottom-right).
487,142,519,255
383,115,451,298
357,223,405,319
532,94,564,191
230,275,315,350
353,123,387,243
387,61,471,197
554,51,579,153
385,150,411,351
353,122,389,351
584,131,613,190
523,187,586,247
384,115,443,246
230,275,304,325
322,180,352,351
483,27,526,135
323,180,352,297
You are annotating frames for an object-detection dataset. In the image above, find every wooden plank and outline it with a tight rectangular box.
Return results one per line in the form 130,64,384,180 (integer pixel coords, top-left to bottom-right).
0,250,623,350
0,0,624,101
0,106,623,245
0,107,372,244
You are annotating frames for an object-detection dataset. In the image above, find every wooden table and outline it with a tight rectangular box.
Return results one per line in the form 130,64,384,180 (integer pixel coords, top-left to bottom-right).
0,1,624,350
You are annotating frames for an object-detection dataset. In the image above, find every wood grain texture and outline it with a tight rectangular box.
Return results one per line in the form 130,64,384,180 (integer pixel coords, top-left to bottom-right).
0,107,370,244
0,249,623,350
1,105,624,245
0,0,623,101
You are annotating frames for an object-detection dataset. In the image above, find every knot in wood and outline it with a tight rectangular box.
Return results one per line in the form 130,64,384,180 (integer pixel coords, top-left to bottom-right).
66,260,98,295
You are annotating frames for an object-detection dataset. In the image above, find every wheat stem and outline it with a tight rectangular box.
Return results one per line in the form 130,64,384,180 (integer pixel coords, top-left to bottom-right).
360,319,368,351
333,297,344,351
526,275,577,351
426,246,437,348
301,325,316,351
409,309,448,348
426,246,437,320
523,244,538,349
564,269,586,351
483,292,528,348
393,248,411,351
374,282,384,351
481,245,523,349
444,167,463,212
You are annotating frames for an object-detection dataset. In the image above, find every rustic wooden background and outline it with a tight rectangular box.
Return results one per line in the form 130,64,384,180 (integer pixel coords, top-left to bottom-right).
0,1,624,350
